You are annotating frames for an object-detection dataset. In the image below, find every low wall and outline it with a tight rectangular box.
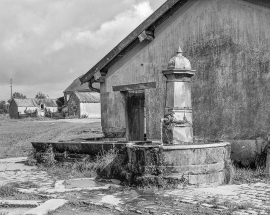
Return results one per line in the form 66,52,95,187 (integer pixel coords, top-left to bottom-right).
228,138,268,167
127,142,233,186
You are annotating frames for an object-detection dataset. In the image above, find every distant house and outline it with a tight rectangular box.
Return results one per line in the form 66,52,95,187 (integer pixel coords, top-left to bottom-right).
63,76,100,105
9,98,58,119
67,92,100,118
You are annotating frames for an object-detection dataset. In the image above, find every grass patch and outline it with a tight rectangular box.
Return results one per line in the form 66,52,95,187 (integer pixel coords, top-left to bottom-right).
233,165,268,184
0,183,42,200
0,114,101,158
37,148,129,181
0,183,18,197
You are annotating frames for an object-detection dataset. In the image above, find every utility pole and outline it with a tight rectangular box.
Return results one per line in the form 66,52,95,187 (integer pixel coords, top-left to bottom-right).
10,78,12,99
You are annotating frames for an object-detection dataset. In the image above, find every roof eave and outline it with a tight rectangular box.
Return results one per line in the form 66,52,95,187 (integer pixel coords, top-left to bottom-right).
80,0,188,84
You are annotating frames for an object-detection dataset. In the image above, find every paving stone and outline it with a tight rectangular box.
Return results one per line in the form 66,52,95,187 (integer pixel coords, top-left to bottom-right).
180,199,194,204
0,207,31,215
114,206,124,212
245,210,258,214
201,203,214,208
217,205,229,210
259,211,268,215
24,199,68,215
232,212,249,215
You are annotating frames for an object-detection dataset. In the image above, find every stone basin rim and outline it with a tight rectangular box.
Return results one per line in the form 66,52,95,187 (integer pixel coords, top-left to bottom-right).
127,142,230,149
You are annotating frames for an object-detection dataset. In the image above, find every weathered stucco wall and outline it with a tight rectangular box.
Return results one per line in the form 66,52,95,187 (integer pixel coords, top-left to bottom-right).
101,0,270,140
80,103,101,118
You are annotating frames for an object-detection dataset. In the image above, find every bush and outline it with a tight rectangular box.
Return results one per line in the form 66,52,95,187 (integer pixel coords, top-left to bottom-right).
81,114,88,119
0,100,8,114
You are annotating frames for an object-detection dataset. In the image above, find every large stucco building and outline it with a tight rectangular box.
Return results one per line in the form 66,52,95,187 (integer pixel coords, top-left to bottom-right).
80,0,270,142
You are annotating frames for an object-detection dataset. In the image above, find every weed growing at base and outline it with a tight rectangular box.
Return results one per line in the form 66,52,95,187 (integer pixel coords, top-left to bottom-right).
233,165,268,184
32,148,129,181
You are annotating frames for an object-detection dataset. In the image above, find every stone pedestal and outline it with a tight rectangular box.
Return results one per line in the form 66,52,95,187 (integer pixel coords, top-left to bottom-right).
161,47,195,145
162,70,195,144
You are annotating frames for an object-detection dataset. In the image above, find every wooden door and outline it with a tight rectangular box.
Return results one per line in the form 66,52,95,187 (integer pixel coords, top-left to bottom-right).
126,91,145,141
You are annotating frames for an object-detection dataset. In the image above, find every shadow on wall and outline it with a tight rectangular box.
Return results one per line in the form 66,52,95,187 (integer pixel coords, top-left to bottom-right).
228,138,268,168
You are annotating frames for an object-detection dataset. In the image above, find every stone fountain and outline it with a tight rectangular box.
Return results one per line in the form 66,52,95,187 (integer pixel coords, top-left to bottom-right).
31,46,233,186
127,47,233,186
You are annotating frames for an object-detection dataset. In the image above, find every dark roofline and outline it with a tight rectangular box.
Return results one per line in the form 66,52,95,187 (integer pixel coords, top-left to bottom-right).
13,98,58,107
64,89,92,93
80,0,189,84
80,0,270,85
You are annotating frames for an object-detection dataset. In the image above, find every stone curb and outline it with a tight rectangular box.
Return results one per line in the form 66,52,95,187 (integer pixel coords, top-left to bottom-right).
0,200,42,207
24,199,68,215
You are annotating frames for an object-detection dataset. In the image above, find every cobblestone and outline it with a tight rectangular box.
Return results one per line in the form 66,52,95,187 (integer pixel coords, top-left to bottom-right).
1,157,270,215
0,157,55,191
163,182,270,214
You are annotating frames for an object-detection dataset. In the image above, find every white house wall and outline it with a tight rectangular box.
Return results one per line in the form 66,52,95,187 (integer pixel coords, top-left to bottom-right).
18,106,58,115
80,103,101,118
18,107,37,114
46,107,58,113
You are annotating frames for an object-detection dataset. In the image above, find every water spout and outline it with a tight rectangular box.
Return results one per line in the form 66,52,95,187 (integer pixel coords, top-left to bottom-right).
160,117,169,145
160,119,164,145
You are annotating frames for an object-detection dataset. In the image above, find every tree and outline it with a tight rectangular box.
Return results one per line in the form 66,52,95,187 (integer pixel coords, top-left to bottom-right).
0,101,8,114
8,92,27,103
13,92,26,99
35,92,48,99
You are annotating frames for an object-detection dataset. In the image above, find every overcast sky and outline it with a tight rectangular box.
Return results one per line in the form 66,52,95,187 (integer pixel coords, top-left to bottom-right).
0,0,166,100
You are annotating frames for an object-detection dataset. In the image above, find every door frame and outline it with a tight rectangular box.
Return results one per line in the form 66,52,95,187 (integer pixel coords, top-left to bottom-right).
113,82,156,141
124,90,145,141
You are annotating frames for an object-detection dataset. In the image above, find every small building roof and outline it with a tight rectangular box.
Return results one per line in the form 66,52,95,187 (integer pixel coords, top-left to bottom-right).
64,76,92,93
73,92,100,103
13,98,58,107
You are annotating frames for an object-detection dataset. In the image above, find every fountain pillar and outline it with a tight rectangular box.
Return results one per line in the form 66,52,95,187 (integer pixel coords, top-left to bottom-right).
162,47,195,145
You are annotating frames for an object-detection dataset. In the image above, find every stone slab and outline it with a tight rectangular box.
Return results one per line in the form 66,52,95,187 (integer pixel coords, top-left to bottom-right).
100,195,123,205
0,207,30,215
65,178,105,189
0,163,36,172
18,178,122,194
0,200,42,207
0,157,27,163
24,199,68,215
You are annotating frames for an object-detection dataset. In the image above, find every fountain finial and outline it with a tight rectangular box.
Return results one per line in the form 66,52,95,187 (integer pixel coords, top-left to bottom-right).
167,46,191,70
177,46,183,54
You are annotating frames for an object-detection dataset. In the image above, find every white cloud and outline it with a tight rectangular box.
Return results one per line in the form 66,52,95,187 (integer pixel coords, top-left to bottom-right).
0,0,166,100
46,1,153,53
3,34,23,51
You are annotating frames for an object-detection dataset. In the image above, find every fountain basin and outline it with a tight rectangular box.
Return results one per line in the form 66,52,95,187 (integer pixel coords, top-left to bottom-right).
31,140,161,157
32,141,127,156
127,142,232,186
